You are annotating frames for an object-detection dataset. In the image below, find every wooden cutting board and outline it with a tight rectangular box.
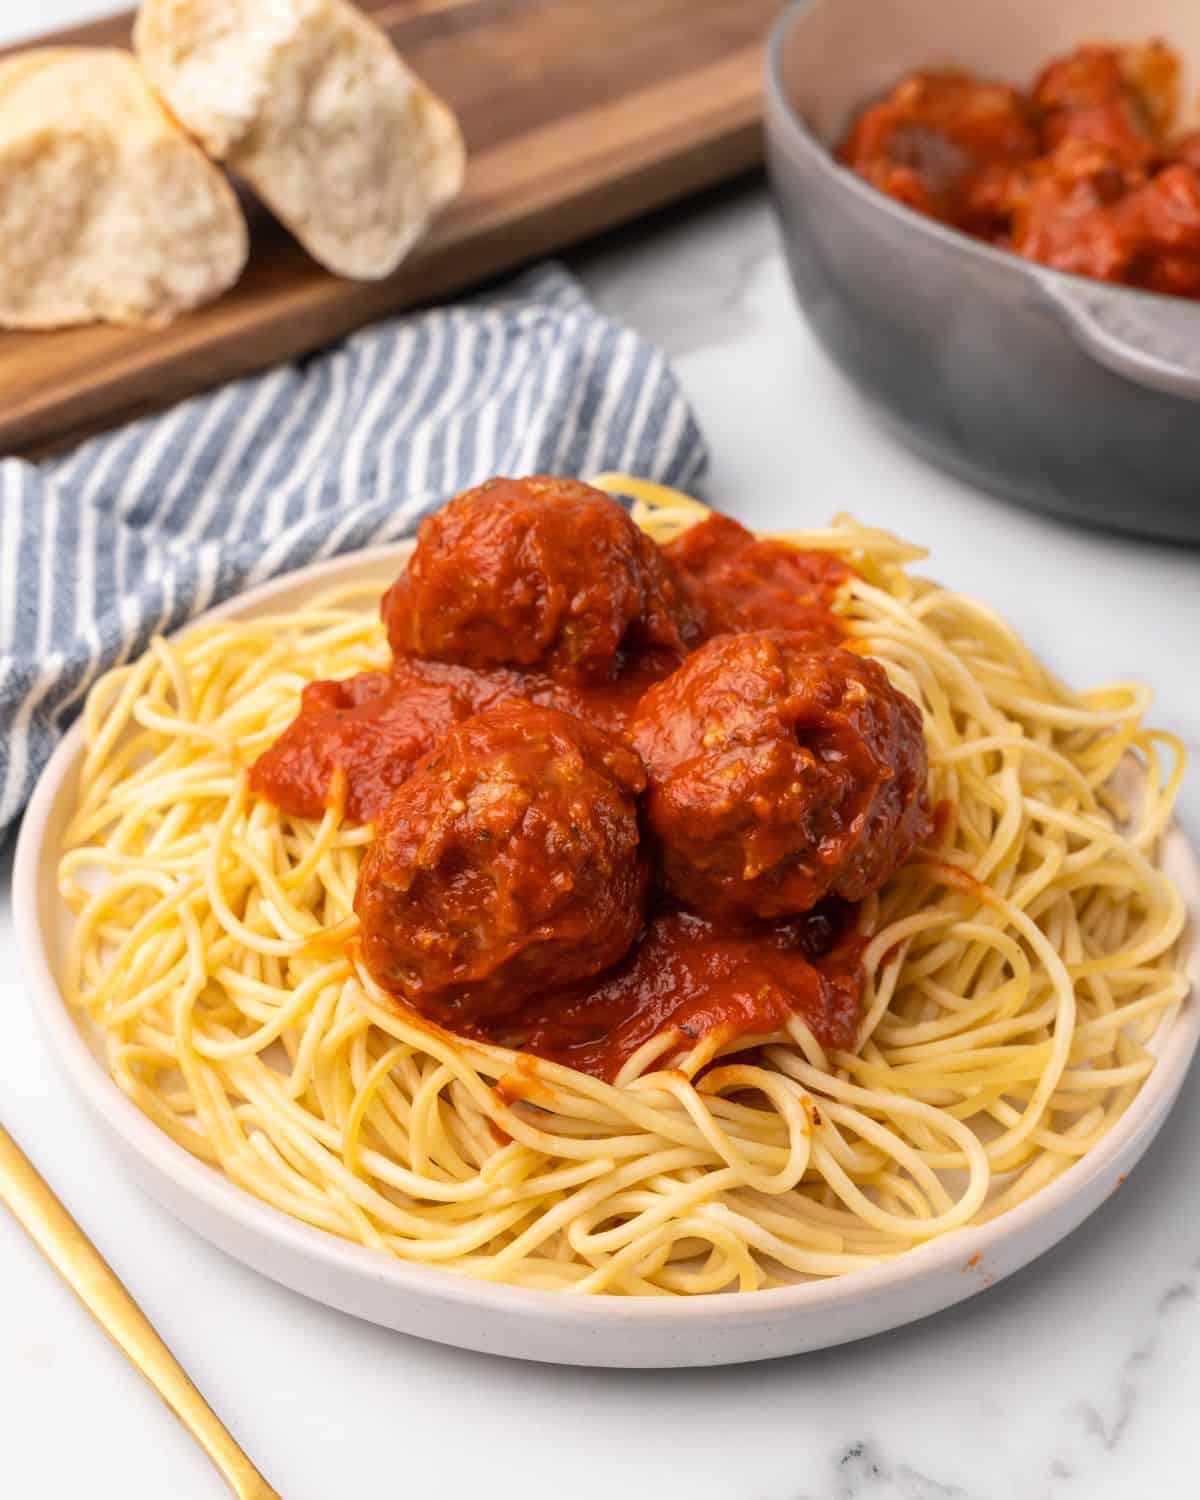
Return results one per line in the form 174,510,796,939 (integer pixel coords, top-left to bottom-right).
0,0,781,458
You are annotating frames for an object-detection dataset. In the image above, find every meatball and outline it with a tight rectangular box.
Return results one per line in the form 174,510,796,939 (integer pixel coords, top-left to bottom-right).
354,703,649,1026
630,634,930,922
1033,44,1171,167
382,475,693,681
1125,165,1200,297
1007,138,1141,283
839,72,1037,234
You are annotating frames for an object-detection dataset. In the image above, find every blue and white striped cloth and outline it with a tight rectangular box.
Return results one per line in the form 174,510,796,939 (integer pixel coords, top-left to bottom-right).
0,263,706,834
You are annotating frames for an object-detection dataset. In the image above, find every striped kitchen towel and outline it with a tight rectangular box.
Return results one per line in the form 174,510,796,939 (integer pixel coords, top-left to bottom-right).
0,262,706,833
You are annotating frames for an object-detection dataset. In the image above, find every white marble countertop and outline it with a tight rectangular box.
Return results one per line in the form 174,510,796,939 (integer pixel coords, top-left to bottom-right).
3,7,1200,1499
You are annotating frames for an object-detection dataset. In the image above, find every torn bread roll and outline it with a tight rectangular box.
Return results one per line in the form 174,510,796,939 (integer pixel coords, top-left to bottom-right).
0,48,248,329
134,0,467,280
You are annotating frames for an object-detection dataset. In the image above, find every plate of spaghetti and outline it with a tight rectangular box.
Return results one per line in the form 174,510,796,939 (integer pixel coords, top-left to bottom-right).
14,474,1196,1367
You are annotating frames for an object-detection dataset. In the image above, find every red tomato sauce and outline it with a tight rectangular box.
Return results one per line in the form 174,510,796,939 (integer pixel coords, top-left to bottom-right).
665,512,853,645
248,647,680,823
492,902,866,1082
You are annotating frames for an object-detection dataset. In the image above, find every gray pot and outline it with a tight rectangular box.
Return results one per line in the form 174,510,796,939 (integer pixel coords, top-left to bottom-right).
765,0,1200,542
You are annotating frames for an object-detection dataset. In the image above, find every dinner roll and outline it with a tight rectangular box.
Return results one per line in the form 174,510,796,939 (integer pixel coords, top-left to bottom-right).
134,0,466,279
0,48,247,329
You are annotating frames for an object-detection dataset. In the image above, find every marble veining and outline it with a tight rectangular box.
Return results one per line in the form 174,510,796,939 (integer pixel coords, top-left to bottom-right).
800,1441,973,1499
798,1266,1200,1500
1060,1253,1200,1472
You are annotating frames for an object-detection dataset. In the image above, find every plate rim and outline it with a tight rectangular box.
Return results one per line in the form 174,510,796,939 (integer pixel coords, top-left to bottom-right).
13,542,1200,1333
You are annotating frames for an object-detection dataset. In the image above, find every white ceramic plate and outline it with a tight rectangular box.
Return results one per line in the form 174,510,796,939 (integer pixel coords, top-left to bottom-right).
13,546,1200,1367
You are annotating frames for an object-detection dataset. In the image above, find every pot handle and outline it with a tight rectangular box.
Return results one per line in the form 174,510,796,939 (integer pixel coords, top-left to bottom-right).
1037,277,1200,400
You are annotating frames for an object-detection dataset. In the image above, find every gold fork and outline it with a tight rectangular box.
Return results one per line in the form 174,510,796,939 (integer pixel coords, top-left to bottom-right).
0,1122,281,1499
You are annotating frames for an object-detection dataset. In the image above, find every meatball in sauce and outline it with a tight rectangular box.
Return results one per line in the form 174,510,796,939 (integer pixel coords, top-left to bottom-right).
383,475,695,680
631,633,930,922
251,482,933,1081
354,703,649,1027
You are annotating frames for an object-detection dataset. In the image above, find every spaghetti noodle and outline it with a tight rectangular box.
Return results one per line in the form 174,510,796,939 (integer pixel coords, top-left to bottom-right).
58,481,1188,1294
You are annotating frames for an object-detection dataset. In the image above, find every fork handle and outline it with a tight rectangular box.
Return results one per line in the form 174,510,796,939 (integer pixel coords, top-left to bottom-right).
0,1124,280,1500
